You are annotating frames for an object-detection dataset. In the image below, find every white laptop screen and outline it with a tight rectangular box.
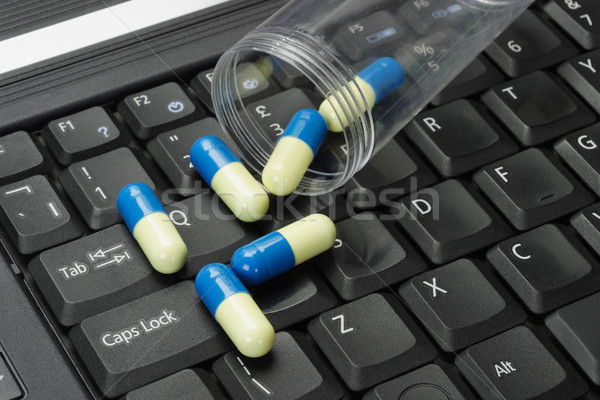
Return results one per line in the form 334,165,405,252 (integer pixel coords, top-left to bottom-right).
0,0,232,76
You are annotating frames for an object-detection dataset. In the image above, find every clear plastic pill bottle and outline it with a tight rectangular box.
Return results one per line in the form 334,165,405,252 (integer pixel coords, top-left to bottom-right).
212,0,533,195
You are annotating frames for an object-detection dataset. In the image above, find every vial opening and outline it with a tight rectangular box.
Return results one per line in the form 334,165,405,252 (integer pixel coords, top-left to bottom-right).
212,26,375,196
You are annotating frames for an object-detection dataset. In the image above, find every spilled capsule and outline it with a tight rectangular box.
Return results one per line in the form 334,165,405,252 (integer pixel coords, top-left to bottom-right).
231,213,336,286
262,109,328,196
319,57,405,132
117,183,188,274
190,136,269,222
195,263,275,358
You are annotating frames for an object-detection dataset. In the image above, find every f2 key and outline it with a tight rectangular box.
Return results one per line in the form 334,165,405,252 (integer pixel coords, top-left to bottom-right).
118,82,204,139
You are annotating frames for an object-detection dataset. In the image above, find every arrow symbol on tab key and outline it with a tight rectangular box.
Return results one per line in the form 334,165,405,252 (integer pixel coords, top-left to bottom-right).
87,244,124,261
93,251,131,269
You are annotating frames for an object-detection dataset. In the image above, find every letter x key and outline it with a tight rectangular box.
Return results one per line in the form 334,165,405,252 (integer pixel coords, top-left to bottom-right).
422,277,448,298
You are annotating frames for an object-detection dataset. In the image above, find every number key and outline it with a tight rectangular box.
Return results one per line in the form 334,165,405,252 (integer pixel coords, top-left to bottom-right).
59,148,155,230
485,10,578,77
545,0,600,50
246,88,317,140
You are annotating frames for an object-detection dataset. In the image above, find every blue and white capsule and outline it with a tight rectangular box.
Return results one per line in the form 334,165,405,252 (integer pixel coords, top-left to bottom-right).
117,183,187,274
231,214,336,286
190,136,269,222
319,57,405,132
195,263,275,358
262,109,328,196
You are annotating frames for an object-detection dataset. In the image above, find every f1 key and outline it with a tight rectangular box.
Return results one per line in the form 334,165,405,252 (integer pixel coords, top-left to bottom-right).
42,107,129,165
0,175,82,254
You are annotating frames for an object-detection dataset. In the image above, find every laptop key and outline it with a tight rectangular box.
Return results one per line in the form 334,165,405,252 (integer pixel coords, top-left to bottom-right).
246,88,317,142
165,193,260,279
456,326,587,400
308,293,437,391
400,259,526,352
406,99,518,177
0,131,51,185
70,281,232,398
0,352,23,400
213,331,346,400
345,137,437,210
317,213,426,301
431,56,504,105
253,269,338,331
546,292,600,385
485,10,578,77
474,148,593,230
555,123,600,195
394,179,512,264
487,224,600,314
559,49,600,114
121,369,226,400
333,11,404,62
147,118,226,193
118,82,204,140
482,71,596,146
0,175,82,254
28,224,173,326
270,58,310,89
364,363,477,400
256,189,347,234
545,0,600,50
190,68,216,113
59,147,155,230
571,203,600,255
42,107,129,165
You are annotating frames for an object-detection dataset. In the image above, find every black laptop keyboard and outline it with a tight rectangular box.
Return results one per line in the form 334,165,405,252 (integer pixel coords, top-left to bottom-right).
2,1,600,399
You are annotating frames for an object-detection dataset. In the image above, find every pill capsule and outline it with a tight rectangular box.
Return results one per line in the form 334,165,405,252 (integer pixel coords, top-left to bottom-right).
117,183,188,274
190,136,269,222
231,213,336,286
319,57,405,132
195,263,275,358
262,109,328,196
